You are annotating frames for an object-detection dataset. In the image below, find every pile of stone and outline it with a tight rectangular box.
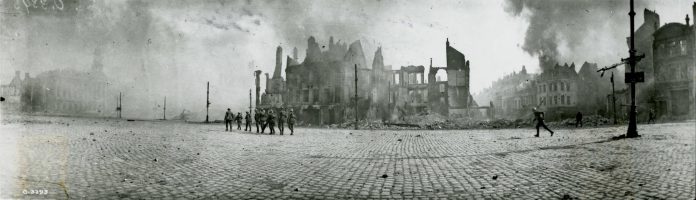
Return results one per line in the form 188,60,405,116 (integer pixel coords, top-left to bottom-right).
548,115,611,127
332,114,612,130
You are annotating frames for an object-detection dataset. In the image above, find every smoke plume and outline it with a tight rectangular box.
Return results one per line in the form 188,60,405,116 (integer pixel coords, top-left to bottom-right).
0,0,395,120
504,0,652,70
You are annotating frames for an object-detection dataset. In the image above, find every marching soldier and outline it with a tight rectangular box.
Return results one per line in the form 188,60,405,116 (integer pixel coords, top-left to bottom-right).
244,111,252,131
288,109,296,135
532,107,554,137
278,109,286,135
267,110,276,135
254,108,260,133
235,112,243,130
224,108,233,131
259,109,268,133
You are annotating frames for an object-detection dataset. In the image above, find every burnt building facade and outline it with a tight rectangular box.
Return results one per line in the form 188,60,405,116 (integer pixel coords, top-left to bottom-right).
259,37,478,125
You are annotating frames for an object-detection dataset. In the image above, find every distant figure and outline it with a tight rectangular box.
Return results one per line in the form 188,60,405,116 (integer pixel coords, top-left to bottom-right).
267,110,276,135
224,108,234,131
648,109,656,124
244,111,252,131
254,109,260,133
288,109,296,135
278,110,286,135
533,107,554,137
259,109,268,133
575,112,583,127
235,112,243,130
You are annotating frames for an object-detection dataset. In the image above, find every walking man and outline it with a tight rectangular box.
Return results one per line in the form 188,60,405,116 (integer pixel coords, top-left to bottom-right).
278,109,286,135
533,107,554,137
648,109,656,124
244,111,252,131
254,108,260,133
224,108,233,131
267,110,276,135
259,109,267,133
575,112,583,127
288,109,296,135
235,112,243,130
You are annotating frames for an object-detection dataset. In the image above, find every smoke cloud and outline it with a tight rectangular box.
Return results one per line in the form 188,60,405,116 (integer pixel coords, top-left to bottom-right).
504,0,651,70
0,0,397,120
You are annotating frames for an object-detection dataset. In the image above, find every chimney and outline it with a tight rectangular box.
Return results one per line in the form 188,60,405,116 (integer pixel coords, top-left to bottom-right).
293,47,298,60
273,46,282,78
693,3,696,27
446,38,450,47
643,9,660,29
264,73,270,93
687,14,691,26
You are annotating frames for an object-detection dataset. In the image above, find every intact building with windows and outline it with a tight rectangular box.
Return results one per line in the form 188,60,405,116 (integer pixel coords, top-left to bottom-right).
652,5,695,119
3,48,114,116
536,63,579,119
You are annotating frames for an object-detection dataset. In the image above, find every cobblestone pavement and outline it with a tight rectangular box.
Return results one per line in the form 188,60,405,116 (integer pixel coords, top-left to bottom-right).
0,115,694,199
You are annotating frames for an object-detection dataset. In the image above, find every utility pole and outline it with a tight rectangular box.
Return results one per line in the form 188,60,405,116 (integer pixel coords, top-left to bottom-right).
626,0,644,138
249,89,252,116
206,82,210,123
598,65,625,124
117,92,122,119
611,72,617,125
163,96,166,120
596,0,644,137
354,64,359,130
255,70,262,107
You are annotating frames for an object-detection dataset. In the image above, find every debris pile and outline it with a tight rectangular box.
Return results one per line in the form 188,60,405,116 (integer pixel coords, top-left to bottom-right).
330,114,612,130
548,115,611,127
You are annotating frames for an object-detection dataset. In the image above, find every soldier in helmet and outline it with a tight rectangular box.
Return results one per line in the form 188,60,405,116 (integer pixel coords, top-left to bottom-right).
244,111,252,131
254,108,261,133
224,108,233,131
288,109,296,135
267,110,276,135
278,109,287,135
235,112,243,130
532,107,554,137
259,109,268,133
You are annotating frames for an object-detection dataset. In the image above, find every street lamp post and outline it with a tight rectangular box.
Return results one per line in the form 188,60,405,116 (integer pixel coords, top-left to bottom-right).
626,0,643,138
206,81,210,123
354,64,359,130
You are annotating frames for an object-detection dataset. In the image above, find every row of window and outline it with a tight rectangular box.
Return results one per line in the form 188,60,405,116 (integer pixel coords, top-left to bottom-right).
538,81,571,93
656,63,693,82
539,95,572,106
288,88,340,104
656,39,689,58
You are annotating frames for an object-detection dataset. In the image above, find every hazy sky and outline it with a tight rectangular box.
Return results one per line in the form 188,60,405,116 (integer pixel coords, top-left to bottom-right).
0,0,692,119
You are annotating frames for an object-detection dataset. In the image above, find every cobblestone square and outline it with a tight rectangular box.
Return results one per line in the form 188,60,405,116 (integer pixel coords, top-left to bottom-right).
0,115,694,199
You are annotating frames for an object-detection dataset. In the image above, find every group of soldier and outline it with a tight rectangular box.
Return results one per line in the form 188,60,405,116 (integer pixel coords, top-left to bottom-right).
224,108,296,135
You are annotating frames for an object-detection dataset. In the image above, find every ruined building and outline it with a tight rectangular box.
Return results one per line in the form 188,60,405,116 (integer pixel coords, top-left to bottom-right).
259,37,478,125
389,65,428,118
475,61,617,121
260,46,286,108
475,66,537,120
3,48,114,116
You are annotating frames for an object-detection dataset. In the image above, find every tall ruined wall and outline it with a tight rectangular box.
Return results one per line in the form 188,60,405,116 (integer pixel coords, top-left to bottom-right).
445,39,470,111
